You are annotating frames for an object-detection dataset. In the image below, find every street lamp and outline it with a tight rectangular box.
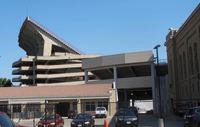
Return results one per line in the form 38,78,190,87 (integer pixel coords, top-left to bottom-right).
154,44,161,65
154,44,164,127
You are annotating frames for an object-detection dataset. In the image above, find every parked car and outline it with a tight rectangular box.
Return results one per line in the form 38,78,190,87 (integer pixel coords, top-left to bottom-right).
184,107,200,126
115,108,138,127
95,107,107,118
0,112,27,127
38,114,64,127
68,110,77,119
194,107,200,123
176,106,188,117
71,113,95,127
129,106,138,117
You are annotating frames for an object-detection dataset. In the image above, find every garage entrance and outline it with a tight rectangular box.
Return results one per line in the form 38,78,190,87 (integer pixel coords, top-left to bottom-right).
118,88,152,108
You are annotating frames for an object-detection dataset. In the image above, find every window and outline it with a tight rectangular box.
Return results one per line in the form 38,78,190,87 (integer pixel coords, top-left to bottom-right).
194,43,199,73
188,47,194,74
98,101,108,110
179,54,183,79
183,52,187,78
192,83,195,92
26,104,40,112
0,105,7,113
13,105,21,113
85,102,95,111
169,60,173,83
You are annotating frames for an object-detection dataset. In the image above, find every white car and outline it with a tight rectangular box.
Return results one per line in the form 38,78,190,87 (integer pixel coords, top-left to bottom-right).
95,107,107,118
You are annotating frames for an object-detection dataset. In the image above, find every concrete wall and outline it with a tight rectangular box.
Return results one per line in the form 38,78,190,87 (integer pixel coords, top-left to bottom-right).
88,76,153,89
82,51,153,69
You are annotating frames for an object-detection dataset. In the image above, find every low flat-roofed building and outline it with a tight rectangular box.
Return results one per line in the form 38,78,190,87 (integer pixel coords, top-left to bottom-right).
0,83,117,117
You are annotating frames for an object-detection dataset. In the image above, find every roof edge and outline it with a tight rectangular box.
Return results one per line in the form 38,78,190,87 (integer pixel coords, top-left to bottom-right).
174,3,200,38
19,16,82,55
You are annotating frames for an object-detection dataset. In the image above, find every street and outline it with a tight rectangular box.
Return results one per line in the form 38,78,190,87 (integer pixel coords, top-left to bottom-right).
16,114,184,127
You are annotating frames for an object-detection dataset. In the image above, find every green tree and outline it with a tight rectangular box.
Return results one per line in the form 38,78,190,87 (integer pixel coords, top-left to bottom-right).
0,78,12,87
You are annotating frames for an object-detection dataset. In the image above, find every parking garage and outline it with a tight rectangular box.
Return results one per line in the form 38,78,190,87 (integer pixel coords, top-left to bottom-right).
82,51,157,112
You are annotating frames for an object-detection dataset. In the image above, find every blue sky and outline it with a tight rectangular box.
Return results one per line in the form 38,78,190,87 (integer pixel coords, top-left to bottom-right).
0,0,199,80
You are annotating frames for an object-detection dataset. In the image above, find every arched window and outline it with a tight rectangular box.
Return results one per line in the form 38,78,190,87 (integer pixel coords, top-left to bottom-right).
183,52,187,78
179,54,183,79
193,43,199,73
189,46,194,74
169,60,173,84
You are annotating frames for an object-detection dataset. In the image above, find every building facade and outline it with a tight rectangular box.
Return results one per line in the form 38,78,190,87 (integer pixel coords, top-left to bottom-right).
165,4,200,110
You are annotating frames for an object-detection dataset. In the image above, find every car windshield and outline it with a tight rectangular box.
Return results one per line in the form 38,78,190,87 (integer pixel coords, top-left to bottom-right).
188,108,196,114
0,114,15,127
117,109,136,116
41,114,57,120
96,107,105,111
76,114,89,119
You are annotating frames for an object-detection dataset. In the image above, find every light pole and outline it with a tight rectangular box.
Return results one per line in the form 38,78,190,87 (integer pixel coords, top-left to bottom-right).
154,44,164,127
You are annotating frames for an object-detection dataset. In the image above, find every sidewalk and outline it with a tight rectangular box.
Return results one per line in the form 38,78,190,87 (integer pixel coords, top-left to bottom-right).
164,115,184,127
139,114,184,127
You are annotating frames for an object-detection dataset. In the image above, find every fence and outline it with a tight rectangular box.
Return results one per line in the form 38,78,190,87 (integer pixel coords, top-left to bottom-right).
0,101,155,116
0,103,52,119
0,100,155,126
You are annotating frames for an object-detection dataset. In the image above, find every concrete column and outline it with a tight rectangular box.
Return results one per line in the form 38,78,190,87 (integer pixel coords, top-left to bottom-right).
151,63,157,114
113,66,117,86
109,88,118,116
113,66,119,110
84,70,88,84
70,102,73,110
77,99,81,113
9,105,13,119
33,56,36,86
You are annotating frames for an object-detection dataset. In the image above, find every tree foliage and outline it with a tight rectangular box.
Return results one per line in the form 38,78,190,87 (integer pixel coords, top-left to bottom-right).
0,78,12,87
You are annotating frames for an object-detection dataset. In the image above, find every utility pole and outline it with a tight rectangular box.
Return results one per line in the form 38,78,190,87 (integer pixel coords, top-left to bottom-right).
154,44,164,127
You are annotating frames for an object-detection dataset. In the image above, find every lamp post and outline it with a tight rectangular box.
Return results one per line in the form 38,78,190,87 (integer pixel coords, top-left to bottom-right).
154,44,164,127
